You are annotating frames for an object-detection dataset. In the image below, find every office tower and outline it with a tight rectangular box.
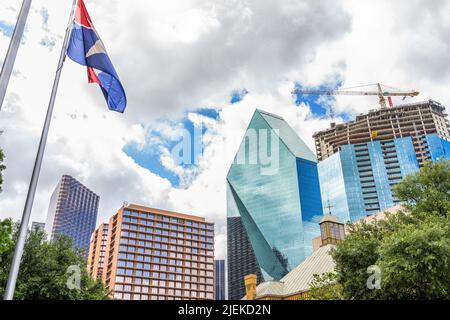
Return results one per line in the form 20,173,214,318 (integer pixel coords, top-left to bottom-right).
227,109,324,300
45,175,99,256
244,217,342,300
31,221,45,232
214,260,225,300
88,223,109,280
315,100,450,222
227,216,263,300
99,204,215,300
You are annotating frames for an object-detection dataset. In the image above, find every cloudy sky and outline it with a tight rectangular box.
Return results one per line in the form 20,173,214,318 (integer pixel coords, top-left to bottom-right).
1,0,449,259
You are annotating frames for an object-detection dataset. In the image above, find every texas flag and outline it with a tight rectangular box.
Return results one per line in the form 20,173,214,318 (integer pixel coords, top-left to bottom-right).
67,0,127,113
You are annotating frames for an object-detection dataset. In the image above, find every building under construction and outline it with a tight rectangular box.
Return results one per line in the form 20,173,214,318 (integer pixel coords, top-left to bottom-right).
315,100,450,222
314,100,450,162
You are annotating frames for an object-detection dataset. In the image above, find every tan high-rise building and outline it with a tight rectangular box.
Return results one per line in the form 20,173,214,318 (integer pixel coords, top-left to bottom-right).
89,204,215,300
87,223,109,280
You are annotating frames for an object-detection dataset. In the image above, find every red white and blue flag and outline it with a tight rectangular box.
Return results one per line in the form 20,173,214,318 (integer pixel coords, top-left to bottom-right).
67,0,127,113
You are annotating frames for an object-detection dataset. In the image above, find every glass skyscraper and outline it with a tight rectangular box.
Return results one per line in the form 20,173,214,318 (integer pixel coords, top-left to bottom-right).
227,109,324,300
214,260,225,300
45,175,99,257
316,100,450,223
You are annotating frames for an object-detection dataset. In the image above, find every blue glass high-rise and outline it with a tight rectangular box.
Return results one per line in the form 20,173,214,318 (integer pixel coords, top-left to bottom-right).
227,109,323,300
45,175,99,257
316,100,450,223
214,260,226,300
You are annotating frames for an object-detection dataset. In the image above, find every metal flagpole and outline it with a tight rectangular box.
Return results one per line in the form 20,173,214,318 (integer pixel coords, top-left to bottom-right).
0,0,32,111
3,0,78,300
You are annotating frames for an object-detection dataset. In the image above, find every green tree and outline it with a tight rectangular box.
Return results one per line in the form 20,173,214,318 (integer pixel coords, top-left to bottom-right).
0,219,13,256
0,148,5,192
0,151,11,256
377,215,450,299
0,222,110,300
320,160,450,299
394,159,450,219
331,220,385,299
308,272,343,300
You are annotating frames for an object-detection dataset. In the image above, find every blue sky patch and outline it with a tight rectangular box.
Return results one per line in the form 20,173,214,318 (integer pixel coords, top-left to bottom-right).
195,107,220,120
40,8,49,27
123,142,180,186
123,108,219,187
0,21,14,38
230,89,248,104
293,82,355,120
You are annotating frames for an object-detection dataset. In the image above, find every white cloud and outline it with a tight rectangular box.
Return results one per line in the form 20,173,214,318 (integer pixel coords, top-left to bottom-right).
1,0,449,261
297,0,450,115
0,1,20,26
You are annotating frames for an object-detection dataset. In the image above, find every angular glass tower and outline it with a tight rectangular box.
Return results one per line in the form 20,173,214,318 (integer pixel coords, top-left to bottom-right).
227,109,324,300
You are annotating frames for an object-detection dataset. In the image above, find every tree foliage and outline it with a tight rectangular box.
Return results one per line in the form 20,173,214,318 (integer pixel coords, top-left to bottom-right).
308,272,343,300
0,223,110,300
394,159,450,219
377,216,450,299
313,160,450,300
0,148,5,192
0,219,13,256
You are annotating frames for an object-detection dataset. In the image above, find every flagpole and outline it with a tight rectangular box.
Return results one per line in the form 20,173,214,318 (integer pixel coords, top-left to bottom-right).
0,0,32,111
3,0,78,300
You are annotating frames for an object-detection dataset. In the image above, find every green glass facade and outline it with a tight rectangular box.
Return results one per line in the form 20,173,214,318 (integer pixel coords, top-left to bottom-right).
227,109,324,299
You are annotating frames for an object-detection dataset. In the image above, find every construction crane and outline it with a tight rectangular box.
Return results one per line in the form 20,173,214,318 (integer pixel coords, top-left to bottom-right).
292,83,420,109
